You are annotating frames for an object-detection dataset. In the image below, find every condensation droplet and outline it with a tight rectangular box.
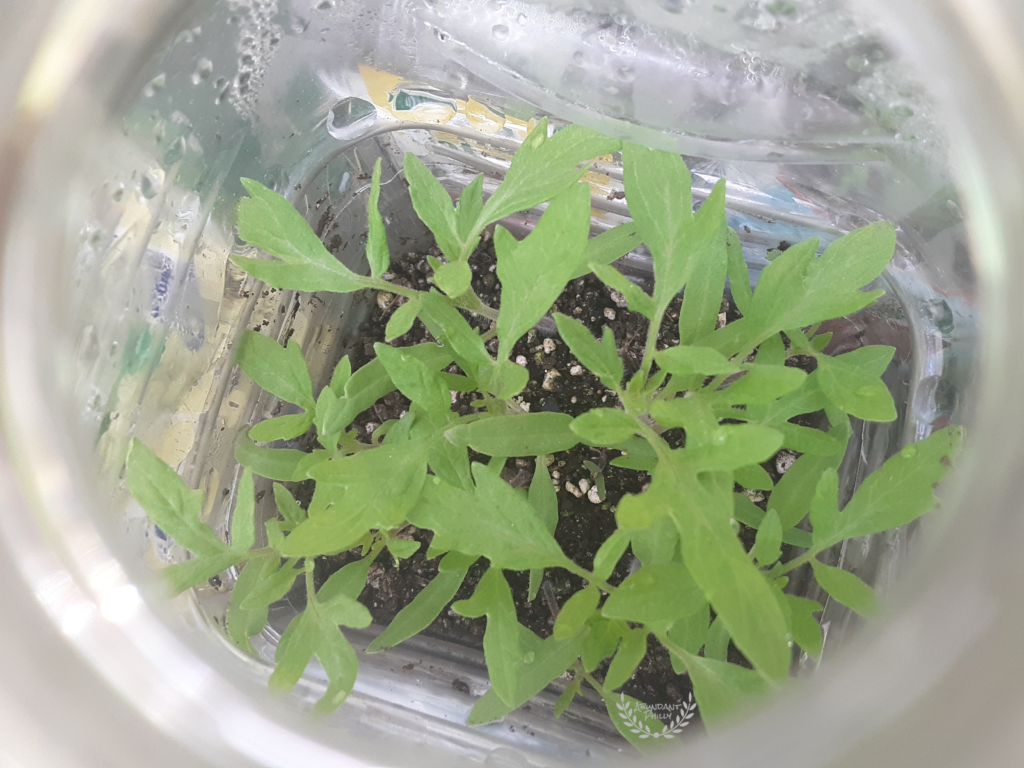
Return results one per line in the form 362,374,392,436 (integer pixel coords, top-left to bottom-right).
140,168,164,199
316,0,334,8
326,96,377,140
492,24,509,41
112,184,125,202
192,58,213,85
143,73,166,98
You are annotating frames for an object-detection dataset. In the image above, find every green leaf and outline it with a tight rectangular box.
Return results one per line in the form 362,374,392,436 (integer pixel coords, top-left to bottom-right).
427,434,474,491
366,552,474,652
481,359,529,399
553,313,623,391
704,617,730,662
329,355,352,397
230,468,256,553
815,352,896,422
235,179,365,294
495,183,590,358
445,413,579,457
456,173,485,242
273,482,306,526
311,621,360,713
466,689,515,726
249,412,314,443
403,153,462,263
452,568,522,706
317,556,374,604
164,550,245,595
811,560,878,617
235,430,309,482
734,463,773,491
409,468,570,571
592,529,631,580
387,538,421,560
553,586,600,640
269,610,317,691
770,450,845,530
433,260,473,298
602,563,704,631
812,426,962,546
725,227,752,316
239,560,299,611
616,464,679,531
777,422,845,456
656,346,741,377
385,296,421,342
756,332,786,367
569,408,639,446
629,515,678,565
733,494,814,548
810,332,832,352
785,595,823,659
839,344,895,376
582,616,628,672
678,180,728,344
365,158,390,278
554,675,582,718
590,263,654,319
126,439,226,557
374,343,452,414
604,628,649,691
417,292,492,378
622,143,693,314
601,689,674,753
753,510,782,566
687,424,784,472
280,442,428,556
480,120,621,225
317,589,373,629
744,238,820,336
715,366,807,405
571,222,642,279
669,470,791,681
227,554,277,653
679,653,770,728
666,601,710,661
528,458,558,534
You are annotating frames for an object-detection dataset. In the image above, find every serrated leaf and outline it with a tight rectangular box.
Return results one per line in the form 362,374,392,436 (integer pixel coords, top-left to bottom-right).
427,435,473,491
590,263,654,319
622,143,693,314
273,482,306,526
480,119,621,226
569,408,639,446
785,595,823,659
404,153,462,263
669,469,791,681
481,358,530,399
234,430,309,482
656,345,741,377
571,222,642,280
409,468,570,571
602,563,704,631
811,560,878,617
812,426,962,547
687,424,783,472
553,313,624,391
446,412,578,457
249,412,314,443
629,515,678,566
593,529,631,581
604,628,649,691
770,449,846,530
126,439,226,557
385,297,421,342
815,352,896,422
230,468,256,553
235,179,365,294
495,183,590,358
582,617,627,672
417,291,492,379
366,552,474,653
733,493,814,548
164,551,245,595
374,343,452,413
715,366,807,405
726,227,752,316
753,509,782,566
553,586,600,640
227,553,277,653
678,180,728,344
317,589,373,628
365,158,390,277
239,560,299,611
269,610,317,691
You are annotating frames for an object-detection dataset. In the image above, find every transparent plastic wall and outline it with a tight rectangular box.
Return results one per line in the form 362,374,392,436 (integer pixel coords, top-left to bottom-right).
1,0,1015,767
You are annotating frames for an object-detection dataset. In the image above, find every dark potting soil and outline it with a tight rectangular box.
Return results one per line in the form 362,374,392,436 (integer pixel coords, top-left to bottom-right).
301,238,811,730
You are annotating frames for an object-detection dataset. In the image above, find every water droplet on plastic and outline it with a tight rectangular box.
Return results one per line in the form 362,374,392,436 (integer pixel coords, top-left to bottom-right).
845,55,872,73
140,168,163,199
192,57,213,84
163,136,187,166
613,13,629,25
572,51,585,66
316,0,334,9
617,65,635,83
143,73,166,97
492,24,509,41
112,184,125,202
912,375,958,424
658,0,688,12
516,12,526,23
326,97,377,140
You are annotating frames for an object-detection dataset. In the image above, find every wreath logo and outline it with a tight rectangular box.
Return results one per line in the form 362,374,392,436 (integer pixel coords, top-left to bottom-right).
615,692,697,739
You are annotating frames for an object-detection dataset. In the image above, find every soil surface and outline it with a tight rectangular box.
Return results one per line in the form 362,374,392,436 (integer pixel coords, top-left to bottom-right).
298,238,809,730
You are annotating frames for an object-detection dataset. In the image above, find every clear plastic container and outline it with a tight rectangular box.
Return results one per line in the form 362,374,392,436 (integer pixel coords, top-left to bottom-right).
0,1,1017,766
